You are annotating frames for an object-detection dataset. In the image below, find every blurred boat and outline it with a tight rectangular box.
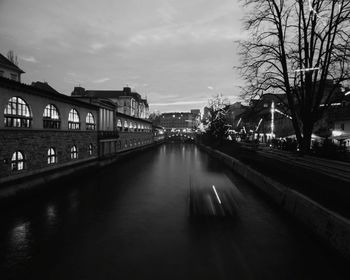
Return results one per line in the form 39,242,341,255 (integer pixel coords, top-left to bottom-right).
189,179,238,218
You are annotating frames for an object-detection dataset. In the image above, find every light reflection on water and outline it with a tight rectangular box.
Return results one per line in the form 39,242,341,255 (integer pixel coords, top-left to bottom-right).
46,204,56,225
10,221,31,251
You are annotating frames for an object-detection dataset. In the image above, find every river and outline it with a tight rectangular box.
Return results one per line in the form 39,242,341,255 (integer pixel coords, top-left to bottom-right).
0,143,348,279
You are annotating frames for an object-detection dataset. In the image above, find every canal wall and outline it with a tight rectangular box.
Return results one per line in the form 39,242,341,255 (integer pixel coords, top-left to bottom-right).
0,140,164,207
198,144,350,261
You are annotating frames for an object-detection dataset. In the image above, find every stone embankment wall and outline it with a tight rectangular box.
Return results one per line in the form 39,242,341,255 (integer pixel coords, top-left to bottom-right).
199,144,350,261
0,139,163,205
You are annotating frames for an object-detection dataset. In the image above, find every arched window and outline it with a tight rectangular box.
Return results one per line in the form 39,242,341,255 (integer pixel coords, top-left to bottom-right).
70,145,78,159
4,97,32,128
68,109,80,130
86,113,95,130
11,151,25,171
43,104,60,129
117,119,122,131
47,148,57,164
124,120,128,131
88,144,93,156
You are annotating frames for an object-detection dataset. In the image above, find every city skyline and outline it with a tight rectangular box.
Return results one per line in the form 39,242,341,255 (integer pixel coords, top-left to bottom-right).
0,0,245,113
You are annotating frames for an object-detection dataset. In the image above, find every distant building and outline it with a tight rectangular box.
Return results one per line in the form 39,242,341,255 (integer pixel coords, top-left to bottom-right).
71,86,149,119
160,110,200,131
0,53,24,82
202,107,210,121
71,86,153,157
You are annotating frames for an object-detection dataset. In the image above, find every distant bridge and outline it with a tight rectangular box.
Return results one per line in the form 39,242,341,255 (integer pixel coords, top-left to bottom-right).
166,131,195,142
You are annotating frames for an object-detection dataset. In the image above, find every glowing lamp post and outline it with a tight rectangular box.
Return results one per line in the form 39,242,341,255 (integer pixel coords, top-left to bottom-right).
271,101,275,139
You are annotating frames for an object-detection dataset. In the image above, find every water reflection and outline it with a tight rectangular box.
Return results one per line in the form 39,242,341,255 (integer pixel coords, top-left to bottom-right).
46,204,56,225
10,221,31,251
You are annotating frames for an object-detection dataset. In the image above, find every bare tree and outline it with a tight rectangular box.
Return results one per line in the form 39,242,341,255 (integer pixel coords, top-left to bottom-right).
7,50,18,66
237,0,350,152
205,94,231,143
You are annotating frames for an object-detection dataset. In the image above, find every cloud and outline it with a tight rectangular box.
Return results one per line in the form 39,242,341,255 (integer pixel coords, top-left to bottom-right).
150,100,207,106
207,86,214,90
156,3,178,24
92,77,110,83
87,42,107,54
20,56,38,63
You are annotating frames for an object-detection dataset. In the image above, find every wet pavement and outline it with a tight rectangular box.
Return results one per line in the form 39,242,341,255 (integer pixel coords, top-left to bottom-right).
0,143,349,279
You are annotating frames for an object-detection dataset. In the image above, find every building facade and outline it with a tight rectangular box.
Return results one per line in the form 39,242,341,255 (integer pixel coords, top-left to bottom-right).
71,86,149,119
71,88,153,158
0,77,99,180
160,110,200,132
0,53,24,82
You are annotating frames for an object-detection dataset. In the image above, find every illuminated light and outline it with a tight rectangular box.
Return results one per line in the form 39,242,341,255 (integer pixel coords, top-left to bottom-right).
294,67,320,72
212,185,222,204
237,117,242,127
332,130,343,137
320,103,341,107
345,91,350,96
271,101,275,137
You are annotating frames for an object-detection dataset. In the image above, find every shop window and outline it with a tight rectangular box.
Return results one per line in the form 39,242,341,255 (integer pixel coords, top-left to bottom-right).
70,145,78,159
88,144,93,156
11,151,25,171
48,148,57,164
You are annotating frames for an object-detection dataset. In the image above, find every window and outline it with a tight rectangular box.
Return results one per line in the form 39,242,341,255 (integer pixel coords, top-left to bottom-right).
88,144,93,156
11,151,25,171
4,97,32,128
86,112,96,130
43,104,60,129
117,119,122,131
68,109,80,130
70,145,78,159
47,148,57,164
10,74,17,81
124,120,128,131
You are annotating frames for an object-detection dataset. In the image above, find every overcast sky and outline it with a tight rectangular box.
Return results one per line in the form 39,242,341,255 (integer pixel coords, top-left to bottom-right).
0,0,245,113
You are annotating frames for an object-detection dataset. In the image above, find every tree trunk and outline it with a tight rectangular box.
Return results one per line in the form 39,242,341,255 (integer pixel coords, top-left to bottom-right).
301,122,313,153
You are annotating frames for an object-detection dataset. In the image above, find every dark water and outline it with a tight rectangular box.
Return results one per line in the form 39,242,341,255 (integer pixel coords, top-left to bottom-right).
0,143,348,279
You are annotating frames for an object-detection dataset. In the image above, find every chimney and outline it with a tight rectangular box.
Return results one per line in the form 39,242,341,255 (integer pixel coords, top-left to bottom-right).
123,86,131,94
71,86,86,96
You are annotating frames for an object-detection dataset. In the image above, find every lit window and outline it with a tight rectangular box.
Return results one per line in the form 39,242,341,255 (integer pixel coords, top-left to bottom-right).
124,120,128,131
4,97,32,128
11,151,25,171
47,148,57,164
70,145,78,159
43,104,60,129
68,109,80,130
86,112,95,130
88,144,93,156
